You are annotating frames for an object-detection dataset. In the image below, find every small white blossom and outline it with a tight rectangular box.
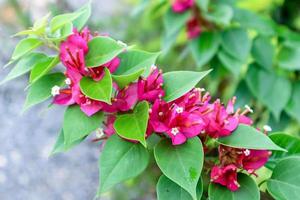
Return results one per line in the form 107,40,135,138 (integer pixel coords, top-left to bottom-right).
175,107,184,114
245,104,254,113
263,125,272,132
51,85,60,96
65,78,71,85
244,149,251,156
171,127,179,136
96,128,104,138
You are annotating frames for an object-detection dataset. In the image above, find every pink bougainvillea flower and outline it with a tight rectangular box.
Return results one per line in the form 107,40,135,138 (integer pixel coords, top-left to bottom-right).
204,99,239,138
186,16,201,39
149,99,171,133
241,149,270,173
138,66,165,103
210,164,240,191
103,115,116,136
172,0,194,13
88,57,121,81
102,83,138,113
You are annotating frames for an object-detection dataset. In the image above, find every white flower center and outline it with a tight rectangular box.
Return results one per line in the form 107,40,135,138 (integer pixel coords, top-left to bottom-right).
263,125,272,132
158,112,163,116
244,149,251,156
171,127,179,136
175,107,184,114
65,78,71,85
51,85,60,96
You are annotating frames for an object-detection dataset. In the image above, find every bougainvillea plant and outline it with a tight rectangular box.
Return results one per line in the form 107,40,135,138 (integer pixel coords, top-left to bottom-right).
2,2,300,200
138,0,300,134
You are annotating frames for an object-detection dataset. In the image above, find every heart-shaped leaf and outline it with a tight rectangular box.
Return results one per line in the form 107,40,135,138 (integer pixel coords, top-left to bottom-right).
217,48,243,76
285,81,300,123
157,175,203,200
189,31,220,68
209,173,260,200
251,36,274,70
79,68,112,103
85,36,126,67
163,70,211,102
112,68,144,89
154,137,204,200
98,135,149,194
63,105,104,146
23,72,65,111
246,64,291,120
218,124,286,151
267,157,300,200
278,45,300,70
114,101,149,147
267,133,300,169
114,50,159,77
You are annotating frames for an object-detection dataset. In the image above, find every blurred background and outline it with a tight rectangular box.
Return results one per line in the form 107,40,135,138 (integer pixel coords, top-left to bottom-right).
0,0,300,199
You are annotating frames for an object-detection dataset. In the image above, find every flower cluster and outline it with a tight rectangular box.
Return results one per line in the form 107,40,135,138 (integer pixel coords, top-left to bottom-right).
52,27,270,192
171,0,202,39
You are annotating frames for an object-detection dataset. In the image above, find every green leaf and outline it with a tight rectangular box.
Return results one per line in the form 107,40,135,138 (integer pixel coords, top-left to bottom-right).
278,45,300,70
154,137,204,200
204,4,233,26
112,68,144,89
267,157,300,200
267,133,300,169
32,13,51,34
98,134,149,193
245,65,291,120
23,72,65,111
48,22,73,41
50,129,85,155
157,175,203,200
209,173,260,200
79,68,112,103
114,101,149,147
114,50,160,76
29,56,60,84
0,53,46,85
163,70,211,102
10,37,42,61
218,124,286,151
221,28,251,61
217,49,243,76
50,11,82,33
63,105,104,145
72,2,91,30
189,31,220,68
285,82,300,123
233,8,275,36
85,36,126,67
251,36,274,70
196,0,209,12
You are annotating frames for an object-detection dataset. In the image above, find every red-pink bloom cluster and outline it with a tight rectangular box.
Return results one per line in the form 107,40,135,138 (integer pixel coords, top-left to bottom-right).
171,0,201,39
210,145,271,191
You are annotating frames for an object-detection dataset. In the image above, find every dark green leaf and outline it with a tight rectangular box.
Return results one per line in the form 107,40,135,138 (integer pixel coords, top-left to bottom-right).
209,173,260,200
251,36,274,70
278,45,300,70
63,105,103,145
285,82,300,123
204,4,233,26
157,175,203,200
221,28,251,61
114,50,159,76
245,65,291,120
163,70,211,102
267,133,300,169
217,49,243,76
23,72,65,111
0,53,46,85
189,31,220,68
154,137,204,200
79,68,112,103
29,56,60,84
98,135,149,193
267,157,300,200
114,101,149,147
218,124,286,151
85,36,126,67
